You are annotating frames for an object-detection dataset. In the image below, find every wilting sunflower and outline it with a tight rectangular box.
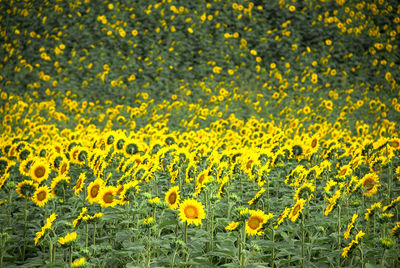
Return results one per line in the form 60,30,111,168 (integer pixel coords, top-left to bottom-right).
165,185,180,209
58,232,77,246
73,173,86,195
98,186,119,208
16,180,37,199
289,198,306,222
33,185,52,207
178,198,206,226
30,159,50,184
246,210,273,236
86,178,104,204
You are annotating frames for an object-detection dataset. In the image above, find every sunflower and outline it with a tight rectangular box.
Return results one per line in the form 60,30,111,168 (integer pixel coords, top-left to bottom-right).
324,190,341,216
358,173,381,197
364,202,381,221
30,159,50,184
33,185,52,207
294,182,315,201
86,178,104,204
16,180,38,199
165,185,180,209
225,221,240,231
98,186,119,208
50,174,70,197
73,173,86,195
337,164,352,179
341,230,365,258
58,159,70,176
178,198,206,226
289,198,306,222
19,158,33,177
248,187,266,205
391,222,400,238
58,232,77,246
274,207,291,229
34,213,57,245
246,209,273,236
344,214,358,239
73,207,88,228
72,257,86,268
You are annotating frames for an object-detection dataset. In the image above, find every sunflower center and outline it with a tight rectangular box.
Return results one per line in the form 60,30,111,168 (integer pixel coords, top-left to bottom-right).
363,178,374,191
198,174,205,185
75,179,82,189
311,138,317,148
339,168,347,177
292,204,301,216
90,185,100,198
248,216,262,230
35,166,45,178
168,192,177,204
37,190,47,201
60,163,67,174
103,192,114,203
392,140,399,148
246,160,254,170
184,205,198,219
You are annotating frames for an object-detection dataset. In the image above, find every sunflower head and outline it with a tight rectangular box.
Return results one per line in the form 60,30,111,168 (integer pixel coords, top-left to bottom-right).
30,159,50,184
86,178,104,204
33,185,52,207
165,186,180,209
178,198,206,226
246,210,273,236
98,186,119,208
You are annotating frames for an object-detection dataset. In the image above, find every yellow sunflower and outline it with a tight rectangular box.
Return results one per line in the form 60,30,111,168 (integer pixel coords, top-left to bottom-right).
246,209,273,236
165,185,180,209
72,257,86,267
225,221,240,231
73,173,86,195
58,159,70,176
289,198,306,222
58,232,77,246
359,173,381,197
86,178,104,204
98,186,119,208
30,159,50,184
178,198,206,226
33,185,52,207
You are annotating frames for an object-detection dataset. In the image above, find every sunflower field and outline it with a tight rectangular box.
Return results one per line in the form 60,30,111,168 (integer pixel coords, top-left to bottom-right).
1,0,400,267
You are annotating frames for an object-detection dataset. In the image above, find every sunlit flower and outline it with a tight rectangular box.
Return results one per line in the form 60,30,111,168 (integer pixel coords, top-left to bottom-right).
178,198,206,226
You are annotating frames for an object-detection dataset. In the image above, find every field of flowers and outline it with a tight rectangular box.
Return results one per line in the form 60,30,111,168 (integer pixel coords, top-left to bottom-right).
1,0,400,267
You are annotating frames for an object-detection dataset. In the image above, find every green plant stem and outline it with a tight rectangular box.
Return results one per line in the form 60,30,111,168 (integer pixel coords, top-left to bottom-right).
241,220,246,268
301,212,305,268
85,222,89,250
337,204,342,267
266,179,270,214
388,159,392,200
271,227,275,268
147,228,151,268
381,249,386,267
359,242,364,268
69,245,73,268
22,198,27,261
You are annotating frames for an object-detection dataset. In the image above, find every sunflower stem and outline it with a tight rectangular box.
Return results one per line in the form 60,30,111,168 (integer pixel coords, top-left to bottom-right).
271,227,275,268
301,212,305,268
69,245,73,268
388,158,392,200
240,220,246,268
359,241,364,268
381,248,386,267
22,198,27,261
85,222,89,250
